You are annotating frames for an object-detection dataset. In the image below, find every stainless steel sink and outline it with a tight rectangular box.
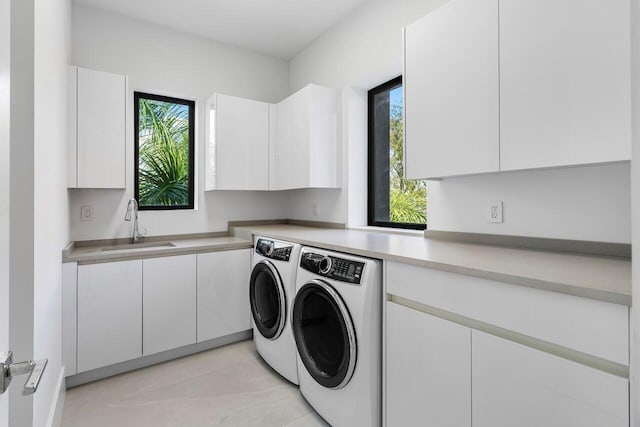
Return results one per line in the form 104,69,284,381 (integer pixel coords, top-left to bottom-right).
101,241,176,252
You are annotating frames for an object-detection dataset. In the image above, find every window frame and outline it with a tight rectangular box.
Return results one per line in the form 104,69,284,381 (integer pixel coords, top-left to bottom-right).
134,91,196,211
367,76,426,230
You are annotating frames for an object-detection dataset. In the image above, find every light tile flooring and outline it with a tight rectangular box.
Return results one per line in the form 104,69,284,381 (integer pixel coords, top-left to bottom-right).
61,340,329,427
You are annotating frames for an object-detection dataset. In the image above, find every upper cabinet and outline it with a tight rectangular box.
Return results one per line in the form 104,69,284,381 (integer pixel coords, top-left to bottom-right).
68,66,127,189
206,84,339,191
404,0,631,179
276,84,339,190
499,0,631,171
404,0,499,180
206,93,271,191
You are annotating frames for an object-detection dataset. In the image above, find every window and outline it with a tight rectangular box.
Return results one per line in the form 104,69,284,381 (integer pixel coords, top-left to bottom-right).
368,77,426,230
134,92,195,210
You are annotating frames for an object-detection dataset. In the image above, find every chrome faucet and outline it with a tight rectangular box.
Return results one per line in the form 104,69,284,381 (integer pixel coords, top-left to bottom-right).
124,198,146,244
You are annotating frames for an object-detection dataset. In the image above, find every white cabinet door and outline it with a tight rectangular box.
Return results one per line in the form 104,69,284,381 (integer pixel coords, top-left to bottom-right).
499,0,631,170
307,84,339,188
77,260,142,372
213,94,269,190
268,103,279,190
143,254,196,355
404,0,499,179
387,261,629,366
386,302,471,427
277,88,310,190
276,84,339,190
196,249,250,342
75,67,126,188
472,331,629,427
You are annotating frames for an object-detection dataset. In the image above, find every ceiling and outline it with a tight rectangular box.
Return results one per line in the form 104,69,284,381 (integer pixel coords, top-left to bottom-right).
72,0,370,59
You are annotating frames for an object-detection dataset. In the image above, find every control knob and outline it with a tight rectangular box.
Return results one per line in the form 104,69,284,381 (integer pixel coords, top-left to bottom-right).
264,240,275,256
319,256,332,274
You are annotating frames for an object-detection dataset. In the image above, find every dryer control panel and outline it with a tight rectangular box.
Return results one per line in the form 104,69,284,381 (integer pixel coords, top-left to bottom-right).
255,238,293,261
300,252,365,284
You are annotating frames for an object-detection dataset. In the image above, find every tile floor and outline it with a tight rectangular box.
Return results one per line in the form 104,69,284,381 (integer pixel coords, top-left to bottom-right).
61,340,329,427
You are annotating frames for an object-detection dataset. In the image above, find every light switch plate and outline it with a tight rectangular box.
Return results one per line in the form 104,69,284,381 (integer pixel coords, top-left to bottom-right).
80,205,94,221
489,201,503,223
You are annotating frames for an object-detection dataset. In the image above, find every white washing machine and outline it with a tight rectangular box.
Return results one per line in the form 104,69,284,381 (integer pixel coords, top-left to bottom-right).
249,236,301,385
292,247,382,427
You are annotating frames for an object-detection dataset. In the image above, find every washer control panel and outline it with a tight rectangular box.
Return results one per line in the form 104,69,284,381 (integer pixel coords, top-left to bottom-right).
255,238,292,261
300,252,365,284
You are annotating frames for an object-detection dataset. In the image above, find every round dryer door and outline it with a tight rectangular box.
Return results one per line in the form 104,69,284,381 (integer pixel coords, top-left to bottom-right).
250,260,286,340
292,279,357,389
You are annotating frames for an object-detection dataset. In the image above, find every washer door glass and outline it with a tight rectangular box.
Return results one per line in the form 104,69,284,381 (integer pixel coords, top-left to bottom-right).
292,280,357,389
250,260,286,340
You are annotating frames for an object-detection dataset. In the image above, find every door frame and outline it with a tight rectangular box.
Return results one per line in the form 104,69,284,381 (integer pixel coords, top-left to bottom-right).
1,0,36,425
0,0,10,422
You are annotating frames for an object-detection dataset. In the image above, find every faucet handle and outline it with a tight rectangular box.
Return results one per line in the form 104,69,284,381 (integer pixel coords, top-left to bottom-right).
140,228,148,237
124,199,134,221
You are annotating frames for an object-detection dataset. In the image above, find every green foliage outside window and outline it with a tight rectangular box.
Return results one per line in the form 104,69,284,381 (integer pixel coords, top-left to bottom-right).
389,103,427,224
137,97,192,208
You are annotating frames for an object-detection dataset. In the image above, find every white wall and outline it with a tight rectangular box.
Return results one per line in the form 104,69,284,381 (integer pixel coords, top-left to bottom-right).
288,0,632,243
69,4,291,241
33,0,71,424
287,0,446,225
428,163,631,243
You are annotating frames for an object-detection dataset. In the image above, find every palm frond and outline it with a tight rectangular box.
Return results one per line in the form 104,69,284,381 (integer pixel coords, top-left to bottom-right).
138,98,190,207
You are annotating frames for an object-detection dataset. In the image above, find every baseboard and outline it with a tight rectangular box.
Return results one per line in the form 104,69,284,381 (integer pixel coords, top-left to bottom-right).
47,366,66,427
66,329,252,388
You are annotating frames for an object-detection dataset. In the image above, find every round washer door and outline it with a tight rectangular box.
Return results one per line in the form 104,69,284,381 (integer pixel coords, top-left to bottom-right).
292,279,357,389
250,260,286,340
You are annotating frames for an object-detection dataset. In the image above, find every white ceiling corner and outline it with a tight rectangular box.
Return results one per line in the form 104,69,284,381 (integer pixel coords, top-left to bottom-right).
72,0,371,59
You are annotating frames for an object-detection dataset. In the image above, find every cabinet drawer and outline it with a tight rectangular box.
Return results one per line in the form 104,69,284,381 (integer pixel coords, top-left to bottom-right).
387,262,628,365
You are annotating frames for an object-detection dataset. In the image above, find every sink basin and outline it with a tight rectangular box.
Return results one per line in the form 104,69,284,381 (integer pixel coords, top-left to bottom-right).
101,241,176,252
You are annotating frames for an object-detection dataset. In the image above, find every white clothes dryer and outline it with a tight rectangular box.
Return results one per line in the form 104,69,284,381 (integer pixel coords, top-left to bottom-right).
250,236,301,385
292,247,382,427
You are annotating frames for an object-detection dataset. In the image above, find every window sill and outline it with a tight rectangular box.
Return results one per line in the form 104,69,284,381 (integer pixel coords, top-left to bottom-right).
348,225,425,237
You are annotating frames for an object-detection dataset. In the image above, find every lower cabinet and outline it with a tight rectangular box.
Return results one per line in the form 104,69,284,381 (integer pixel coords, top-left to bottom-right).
77,260,142,372
385,301,630,427
386,301,471,427
68,248,252,376
472,331,629,427
143,254,197,355
197,249,250,342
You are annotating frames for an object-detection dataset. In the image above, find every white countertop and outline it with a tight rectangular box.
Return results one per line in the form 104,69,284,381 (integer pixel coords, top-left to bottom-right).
62,224,631,305
232,225,631,306
63,236,253,264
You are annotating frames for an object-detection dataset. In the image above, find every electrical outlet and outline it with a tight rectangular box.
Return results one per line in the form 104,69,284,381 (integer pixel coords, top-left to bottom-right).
80,205,94,222
489,201,503,223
